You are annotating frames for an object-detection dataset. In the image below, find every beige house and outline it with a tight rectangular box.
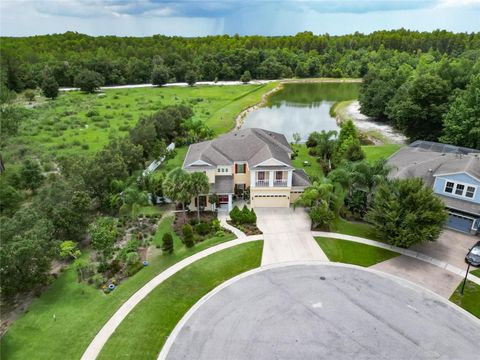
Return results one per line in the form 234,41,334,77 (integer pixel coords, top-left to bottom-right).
183,128,310,211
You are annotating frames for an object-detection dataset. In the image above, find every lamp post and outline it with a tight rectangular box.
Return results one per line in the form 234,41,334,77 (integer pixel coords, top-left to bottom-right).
460,262,471,296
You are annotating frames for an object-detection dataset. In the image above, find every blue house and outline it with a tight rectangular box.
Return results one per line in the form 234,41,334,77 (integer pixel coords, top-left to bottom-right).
388,141,480,234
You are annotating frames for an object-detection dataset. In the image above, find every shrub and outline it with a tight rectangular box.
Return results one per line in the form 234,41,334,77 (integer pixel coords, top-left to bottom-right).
89,274,104,288
162,233,174,254
182,223,194,248
73,258,95,282
211,219,221,232
24,90,35,102
126,251,140,265
195,222,211,236
215,230,225,237
110,259,122,275
126,261,143,276
86,109,99,117
97,262,110,274
229,205,242,224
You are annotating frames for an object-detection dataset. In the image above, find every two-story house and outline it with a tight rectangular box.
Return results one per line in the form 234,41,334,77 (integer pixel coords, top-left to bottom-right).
182,128,310,211
388,141,480,234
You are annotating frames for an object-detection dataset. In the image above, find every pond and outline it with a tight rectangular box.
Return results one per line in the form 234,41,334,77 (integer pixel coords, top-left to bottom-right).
241,82,359,142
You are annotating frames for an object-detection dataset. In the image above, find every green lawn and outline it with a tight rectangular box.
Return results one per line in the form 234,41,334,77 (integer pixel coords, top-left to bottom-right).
470,268,480,277
291,144,323,180
362,144,402,163
98,241,263,359
6,84,272,164
1,229,236,360
151,215,183,248
315,237,398,267
450,280,480,319
330,217,381,241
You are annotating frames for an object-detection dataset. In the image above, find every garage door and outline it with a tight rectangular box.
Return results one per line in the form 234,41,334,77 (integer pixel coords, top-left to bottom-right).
253,194,289,208
446,213,473,233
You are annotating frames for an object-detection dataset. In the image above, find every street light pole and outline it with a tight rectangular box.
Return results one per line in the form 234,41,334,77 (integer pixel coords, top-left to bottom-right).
460,262,471,296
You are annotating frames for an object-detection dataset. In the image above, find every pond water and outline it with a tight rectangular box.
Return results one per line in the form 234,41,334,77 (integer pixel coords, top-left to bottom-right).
242,82,359,142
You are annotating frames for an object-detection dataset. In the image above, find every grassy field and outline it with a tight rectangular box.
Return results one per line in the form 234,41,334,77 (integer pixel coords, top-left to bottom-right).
7,83,277,164
316,237,398,267
151,216,182,248
98,241,263,360
291,144,323,179
362,144,402,163
1,228,235,360
450,280,480,319
330,217,381,241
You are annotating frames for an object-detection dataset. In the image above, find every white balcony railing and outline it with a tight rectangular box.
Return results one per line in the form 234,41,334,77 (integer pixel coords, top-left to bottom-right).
273,180,288,187
255,180,269,187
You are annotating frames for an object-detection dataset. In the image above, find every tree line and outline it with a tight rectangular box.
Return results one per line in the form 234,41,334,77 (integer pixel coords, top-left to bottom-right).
2,30,480,92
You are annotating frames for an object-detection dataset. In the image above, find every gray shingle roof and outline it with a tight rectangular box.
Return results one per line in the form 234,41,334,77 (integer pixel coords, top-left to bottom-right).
388,144,480,187
183,128,293,170
292,169,311,187
211,176,234,194
436,194,480,216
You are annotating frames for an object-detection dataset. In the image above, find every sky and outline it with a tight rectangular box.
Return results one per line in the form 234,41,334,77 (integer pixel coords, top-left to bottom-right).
1,0,479,37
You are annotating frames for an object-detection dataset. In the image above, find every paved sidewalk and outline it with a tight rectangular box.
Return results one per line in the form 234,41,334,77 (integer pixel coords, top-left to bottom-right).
312,231,480,286
257,208,329,265
81,236,262,360
218,212,247,238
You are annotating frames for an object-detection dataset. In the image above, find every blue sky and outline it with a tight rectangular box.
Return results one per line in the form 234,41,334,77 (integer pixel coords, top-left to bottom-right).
1,0,479,37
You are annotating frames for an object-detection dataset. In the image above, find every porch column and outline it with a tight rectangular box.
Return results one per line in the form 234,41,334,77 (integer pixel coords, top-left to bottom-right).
250,171,256,188
269,171,274,187
228,194,233,212
287,170,292,187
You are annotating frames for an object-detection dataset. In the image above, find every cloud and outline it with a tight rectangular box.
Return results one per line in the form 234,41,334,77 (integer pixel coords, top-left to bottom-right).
437,0,480,7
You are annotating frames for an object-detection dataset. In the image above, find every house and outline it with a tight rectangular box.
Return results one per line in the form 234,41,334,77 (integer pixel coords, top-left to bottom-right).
387,140,480,234
182,128,311,211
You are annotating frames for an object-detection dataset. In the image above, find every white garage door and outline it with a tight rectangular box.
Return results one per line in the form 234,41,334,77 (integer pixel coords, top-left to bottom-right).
253,194,289,208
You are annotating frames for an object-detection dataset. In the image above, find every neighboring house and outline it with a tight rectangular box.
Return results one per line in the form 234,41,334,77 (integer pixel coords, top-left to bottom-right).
388,140,480,235
182,128,310,211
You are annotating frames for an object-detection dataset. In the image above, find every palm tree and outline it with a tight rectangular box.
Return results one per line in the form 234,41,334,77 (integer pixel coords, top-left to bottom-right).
295,177,339,212
189,172,210,222
313,130,337,170
119,186,149,218
163,168,192,223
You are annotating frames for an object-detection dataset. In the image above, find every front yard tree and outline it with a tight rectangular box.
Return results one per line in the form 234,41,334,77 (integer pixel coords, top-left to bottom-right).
163,168,192,223
185,70,197,86
20,159,44,194
161,233,174,254
368,178,448,248
74,69,104,93
151,65,169,86
189,172,210,222
89,217,118,264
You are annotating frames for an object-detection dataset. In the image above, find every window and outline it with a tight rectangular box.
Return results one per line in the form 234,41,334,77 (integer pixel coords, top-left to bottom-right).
455,184,465,196
275,171,283,180
466,186,475,198
257,171,265,180
444,182,454,193
236,163,246,174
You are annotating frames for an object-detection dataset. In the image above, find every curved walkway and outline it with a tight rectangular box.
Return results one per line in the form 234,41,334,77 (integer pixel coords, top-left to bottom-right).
312,231,480,286
81,235,262,360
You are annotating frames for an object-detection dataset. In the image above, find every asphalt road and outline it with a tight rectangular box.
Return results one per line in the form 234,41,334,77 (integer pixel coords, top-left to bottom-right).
163,264,480,360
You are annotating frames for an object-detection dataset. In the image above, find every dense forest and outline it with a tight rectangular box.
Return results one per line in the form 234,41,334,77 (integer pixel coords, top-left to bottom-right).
2,29,480,90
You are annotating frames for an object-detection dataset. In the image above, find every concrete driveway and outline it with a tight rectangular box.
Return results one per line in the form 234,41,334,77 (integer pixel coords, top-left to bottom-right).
255,208,328,265
162,264,480,360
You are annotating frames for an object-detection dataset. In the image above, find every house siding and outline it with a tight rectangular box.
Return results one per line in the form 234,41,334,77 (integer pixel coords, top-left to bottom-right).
434,172,480,204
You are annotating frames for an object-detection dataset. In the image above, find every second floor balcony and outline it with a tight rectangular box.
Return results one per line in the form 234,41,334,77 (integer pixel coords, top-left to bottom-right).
256,180,269,187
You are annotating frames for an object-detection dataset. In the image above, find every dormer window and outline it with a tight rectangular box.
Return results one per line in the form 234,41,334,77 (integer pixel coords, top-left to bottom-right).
455,184,465,196
444,180,476,200
445,182,454,193
466,186,475,198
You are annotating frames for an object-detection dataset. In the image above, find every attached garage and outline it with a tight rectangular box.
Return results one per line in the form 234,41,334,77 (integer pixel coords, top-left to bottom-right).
252,194,289,208
446,213,474,233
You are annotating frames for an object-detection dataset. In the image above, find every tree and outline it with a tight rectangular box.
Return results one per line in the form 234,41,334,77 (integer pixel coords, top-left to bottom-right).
334,119,365,163
118,186,149,219
182,223,194,248
185,70,197,86
161,233,174,254
240,70,252,83
0,208,57,298
309,201,335,229
59,240,81,260
295,178,340,214
89,217,118,263
440,74,480,149
163,168,192,223
0,178,22,216
74,69,104,93
20,159,44,193
292,132,301,145
151,65,169,86
367,178,448,248
189,172,210,222
41,72,59,99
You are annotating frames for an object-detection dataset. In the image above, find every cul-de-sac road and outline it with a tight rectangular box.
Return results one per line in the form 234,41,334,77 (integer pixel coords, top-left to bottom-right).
161,263,480,360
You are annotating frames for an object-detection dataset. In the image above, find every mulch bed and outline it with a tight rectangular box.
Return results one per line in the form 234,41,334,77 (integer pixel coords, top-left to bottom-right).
227,220,262,236
173,211,217,234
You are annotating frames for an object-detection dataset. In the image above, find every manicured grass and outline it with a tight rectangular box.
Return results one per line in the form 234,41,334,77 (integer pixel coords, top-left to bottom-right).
1,230,236,360
98,241,263,360
362,144,402,163
450,280,480,319
471,268,480,277
315,237,398,267
291,144,323,180
151,216,183,248
6,84,270,163
330,217,381,242
159,146,188,174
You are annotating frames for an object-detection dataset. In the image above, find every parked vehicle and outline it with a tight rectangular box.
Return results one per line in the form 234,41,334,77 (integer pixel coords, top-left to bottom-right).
465,241,480,267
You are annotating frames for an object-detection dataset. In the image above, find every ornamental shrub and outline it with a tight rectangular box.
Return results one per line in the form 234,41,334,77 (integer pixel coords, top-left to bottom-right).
162,233,174,254
229,205,242,224
195,222,211,236
182,223,194,248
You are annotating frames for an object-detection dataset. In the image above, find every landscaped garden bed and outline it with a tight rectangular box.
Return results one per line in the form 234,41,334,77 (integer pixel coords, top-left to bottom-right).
227,205,262,235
